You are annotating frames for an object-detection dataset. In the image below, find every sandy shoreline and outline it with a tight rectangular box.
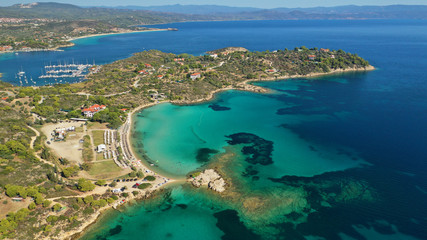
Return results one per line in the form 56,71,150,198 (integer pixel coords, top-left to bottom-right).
0,28,169,55
67,28,169,42
59,65,375,239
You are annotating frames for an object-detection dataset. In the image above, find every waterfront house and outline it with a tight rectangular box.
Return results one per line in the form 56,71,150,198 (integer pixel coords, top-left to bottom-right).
0,46,13,51
320,48,330,52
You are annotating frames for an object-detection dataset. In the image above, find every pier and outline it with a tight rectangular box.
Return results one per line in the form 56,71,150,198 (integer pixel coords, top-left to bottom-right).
39,63,93,79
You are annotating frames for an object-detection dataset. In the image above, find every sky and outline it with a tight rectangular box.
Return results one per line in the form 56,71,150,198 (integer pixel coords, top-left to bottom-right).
1,0,427,8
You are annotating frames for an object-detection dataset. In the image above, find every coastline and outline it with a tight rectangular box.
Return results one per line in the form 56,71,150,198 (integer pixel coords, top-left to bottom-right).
0,28,170,55
67,28,169,42
172,65,375,105
53,65,375,239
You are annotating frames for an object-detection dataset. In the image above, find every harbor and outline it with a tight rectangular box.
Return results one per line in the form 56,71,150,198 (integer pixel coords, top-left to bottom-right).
13,61,96,86
40,63,94,79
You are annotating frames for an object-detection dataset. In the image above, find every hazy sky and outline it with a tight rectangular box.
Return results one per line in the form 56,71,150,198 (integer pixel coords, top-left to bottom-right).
1,0,427,8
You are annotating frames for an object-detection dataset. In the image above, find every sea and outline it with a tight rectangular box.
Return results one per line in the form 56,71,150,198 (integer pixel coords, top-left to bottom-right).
2,20,427,240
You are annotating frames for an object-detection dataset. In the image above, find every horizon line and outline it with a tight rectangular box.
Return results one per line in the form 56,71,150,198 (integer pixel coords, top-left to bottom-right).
2,2,427,9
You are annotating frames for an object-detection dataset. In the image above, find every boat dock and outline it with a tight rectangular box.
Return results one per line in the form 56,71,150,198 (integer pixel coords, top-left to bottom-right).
39,63,93,79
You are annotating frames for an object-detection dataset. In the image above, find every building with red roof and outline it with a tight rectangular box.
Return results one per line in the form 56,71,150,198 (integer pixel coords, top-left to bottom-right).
82,104,106,118
190,73,201,80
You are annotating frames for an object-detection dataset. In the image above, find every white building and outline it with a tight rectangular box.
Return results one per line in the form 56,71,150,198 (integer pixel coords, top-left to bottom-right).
190,73,201,80
97,144,107,153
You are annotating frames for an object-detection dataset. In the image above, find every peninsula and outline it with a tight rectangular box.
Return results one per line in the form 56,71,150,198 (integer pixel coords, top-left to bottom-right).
0,46,372,239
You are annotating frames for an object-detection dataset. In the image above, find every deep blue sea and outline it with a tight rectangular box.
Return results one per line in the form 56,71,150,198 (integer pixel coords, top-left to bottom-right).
2,20,426,240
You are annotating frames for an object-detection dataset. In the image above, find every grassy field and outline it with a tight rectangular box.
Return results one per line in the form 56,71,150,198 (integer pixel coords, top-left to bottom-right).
88,160,124,179
96,153,105,161
92,130,104,146
87,122,108,130
82,135,93,162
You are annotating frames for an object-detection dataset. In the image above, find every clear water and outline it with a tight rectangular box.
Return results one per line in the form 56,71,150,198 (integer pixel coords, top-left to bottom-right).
3,20,426,240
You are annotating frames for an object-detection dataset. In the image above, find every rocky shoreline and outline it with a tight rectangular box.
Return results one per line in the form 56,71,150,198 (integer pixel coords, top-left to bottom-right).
189,169,226,193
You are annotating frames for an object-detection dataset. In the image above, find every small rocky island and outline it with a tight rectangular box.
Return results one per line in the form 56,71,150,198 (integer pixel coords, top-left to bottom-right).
190,169,226,193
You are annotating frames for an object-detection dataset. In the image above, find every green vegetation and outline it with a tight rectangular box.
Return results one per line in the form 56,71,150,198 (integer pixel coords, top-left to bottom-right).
7,47,370,130
137,183,152,189
88,160,123,179
77,178,95,192
92,130,104,146
82,135,93,163
95,179,106,186
0,2,189,51
62,165,79,178
144,176,156,181
0,43,371,239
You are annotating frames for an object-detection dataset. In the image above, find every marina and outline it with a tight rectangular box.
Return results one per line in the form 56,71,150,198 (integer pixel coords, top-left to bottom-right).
40,63,93,79
13,62,95,86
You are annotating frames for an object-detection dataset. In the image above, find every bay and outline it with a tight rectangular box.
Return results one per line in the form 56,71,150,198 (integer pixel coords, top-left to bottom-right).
2,20,425,240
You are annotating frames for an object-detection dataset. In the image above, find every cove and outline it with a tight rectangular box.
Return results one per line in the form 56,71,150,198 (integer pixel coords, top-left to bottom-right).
73,19,427,239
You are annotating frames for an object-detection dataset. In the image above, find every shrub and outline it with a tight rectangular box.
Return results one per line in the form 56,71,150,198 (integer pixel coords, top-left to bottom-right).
83,207,94,215
99,199,107,208
136,171,144,178
46,215,58,223
144,176,156,181
77,178,95,192
83,195,94,204
137,183,151,190
95,180,106,186
42,200,52,208
52,203,62,212
28,202,36,210
34,193,44,205
62,166,79,178
44,224,52,232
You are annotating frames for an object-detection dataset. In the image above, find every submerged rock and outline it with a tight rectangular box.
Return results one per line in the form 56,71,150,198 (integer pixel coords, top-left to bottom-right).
208,104,231,111
190,169,226,193
226,132,274,165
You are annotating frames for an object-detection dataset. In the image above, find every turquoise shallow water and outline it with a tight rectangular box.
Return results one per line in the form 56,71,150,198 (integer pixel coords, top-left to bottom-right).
11,20,422,239
132,88,366,179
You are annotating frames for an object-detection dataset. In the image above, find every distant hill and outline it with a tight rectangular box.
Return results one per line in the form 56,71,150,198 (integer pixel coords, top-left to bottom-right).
0,2,208,26
273,5,427,19
109,4,260,14
104,4,427,20
1,2,427,26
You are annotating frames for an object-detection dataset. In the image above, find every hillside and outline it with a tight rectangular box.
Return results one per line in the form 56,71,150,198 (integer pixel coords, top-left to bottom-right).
110,4,427,20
